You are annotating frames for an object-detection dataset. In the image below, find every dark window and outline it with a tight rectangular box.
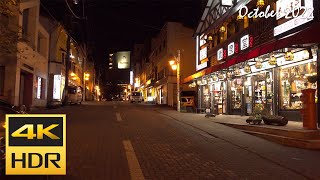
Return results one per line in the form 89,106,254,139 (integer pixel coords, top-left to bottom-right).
0,66,4,95
22,9,29,39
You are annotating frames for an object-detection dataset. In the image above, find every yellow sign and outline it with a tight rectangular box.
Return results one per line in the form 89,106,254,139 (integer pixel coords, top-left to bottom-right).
6,114,66,175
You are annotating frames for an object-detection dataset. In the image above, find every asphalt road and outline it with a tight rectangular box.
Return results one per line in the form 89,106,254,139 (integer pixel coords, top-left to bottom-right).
2,101,316,179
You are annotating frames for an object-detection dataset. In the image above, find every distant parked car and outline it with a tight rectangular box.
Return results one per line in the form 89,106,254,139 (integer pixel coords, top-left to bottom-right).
129,92,143,103
67,86,83,105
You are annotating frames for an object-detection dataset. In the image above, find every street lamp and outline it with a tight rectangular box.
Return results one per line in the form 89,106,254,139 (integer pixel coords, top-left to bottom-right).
84,72,90,101
168,50,181,112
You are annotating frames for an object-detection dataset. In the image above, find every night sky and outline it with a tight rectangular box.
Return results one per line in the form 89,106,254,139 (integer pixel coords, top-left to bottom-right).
41,0,205,63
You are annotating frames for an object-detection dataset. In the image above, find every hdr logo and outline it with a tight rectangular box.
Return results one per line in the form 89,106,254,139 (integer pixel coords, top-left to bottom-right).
5,114,66,175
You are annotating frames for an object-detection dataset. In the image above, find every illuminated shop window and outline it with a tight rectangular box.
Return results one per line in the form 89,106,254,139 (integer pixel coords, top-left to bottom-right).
280,61,317,110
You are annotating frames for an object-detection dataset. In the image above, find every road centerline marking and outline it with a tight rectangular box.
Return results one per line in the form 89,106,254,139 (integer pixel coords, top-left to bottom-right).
116,112,122,122
123,140,145,180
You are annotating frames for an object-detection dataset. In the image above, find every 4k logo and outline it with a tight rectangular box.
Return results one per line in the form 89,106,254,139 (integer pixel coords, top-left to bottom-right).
6,114,66,175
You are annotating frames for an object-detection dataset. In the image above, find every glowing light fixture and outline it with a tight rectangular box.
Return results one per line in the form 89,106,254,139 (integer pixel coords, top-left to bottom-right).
219,26,226,33
269,54,277,65
244,64,251,73
285,50,294,61
256,0,265,7
171,64,177,70
234,67,241,76
169,60,175,66
255,59,263,69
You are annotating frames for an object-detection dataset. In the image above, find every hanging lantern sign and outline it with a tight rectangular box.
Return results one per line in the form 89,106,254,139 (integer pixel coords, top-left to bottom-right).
268,54,277,65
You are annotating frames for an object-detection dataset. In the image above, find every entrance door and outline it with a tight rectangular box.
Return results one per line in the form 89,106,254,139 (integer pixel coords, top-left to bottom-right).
213,81,227,114
19,71,33,109
253,71,274,115
230,78,243,115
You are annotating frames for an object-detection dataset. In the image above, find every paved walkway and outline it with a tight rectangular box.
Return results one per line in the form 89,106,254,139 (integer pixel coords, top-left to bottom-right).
155,108,320,180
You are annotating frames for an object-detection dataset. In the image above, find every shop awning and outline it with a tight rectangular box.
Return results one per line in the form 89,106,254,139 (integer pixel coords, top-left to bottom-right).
183,22,320,84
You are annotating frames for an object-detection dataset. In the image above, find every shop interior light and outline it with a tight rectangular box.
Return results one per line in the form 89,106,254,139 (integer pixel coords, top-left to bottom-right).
207,34,213,41
285,50,294,61
269,54,277,65
219,26,226,33
70,72,76,76
256,0,265,7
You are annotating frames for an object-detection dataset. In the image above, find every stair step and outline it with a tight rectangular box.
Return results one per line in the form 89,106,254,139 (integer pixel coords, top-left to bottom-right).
242,130,320,150
218,122,320,140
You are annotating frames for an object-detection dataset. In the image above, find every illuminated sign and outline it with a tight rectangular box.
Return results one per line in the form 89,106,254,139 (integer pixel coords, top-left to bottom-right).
274,0,314,36
276,0,302,20
240,35,249,50
277,50,311,66
6,114,66,175
221,0,233,6
36,77,42,99
53,75,61,100
217,48,224,61
196,35,208,71
130,71,133,85
200,47,208,60
116,51,131,69
228,42,235,56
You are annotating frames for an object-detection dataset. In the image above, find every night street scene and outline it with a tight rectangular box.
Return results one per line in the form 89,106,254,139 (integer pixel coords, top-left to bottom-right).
0,0,320,179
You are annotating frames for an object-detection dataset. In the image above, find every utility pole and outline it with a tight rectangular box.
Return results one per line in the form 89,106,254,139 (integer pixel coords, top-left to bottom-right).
317,45,320,128
177,50,181,112
64,34,71,105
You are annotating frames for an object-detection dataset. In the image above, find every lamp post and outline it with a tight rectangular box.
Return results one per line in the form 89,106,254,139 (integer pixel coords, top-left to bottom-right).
84,73,90,101
169,50,181,112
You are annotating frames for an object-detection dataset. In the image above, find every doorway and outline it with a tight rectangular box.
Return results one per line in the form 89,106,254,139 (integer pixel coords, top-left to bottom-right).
19,70,33,109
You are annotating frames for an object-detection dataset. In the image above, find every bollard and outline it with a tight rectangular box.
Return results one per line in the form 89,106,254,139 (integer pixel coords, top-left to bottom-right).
301,89,317,130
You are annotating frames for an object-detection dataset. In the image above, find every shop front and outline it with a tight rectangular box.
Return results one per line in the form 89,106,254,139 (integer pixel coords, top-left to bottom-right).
194,46,318,121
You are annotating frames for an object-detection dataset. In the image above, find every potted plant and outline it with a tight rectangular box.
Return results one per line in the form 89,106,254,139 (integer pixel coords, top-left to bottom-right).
246,104,264,125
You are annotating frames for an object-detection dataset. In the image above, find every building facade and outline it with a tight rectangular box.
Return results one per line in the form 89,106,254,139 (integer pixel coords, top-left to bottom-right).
184,0,320,123
0,0,49,109
136,22,196,106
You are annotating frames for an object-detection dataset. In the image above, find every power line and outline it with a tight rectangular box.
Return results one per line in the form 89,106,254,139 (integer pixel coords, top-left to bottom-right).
64,0,82,19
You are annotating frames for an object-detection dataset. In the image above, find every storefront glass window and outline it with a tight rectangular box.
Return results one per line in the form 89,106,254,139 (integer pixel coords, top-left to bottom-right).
213,81,227,114
280,61,317,110
230,78,242,110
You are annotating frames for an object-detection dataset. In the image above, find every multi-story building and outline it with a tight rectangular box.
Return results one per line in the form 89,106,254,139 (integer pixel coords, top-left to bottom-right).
184,0,319,123
137,22,196,106
134,38,152,100
106,51,131,84
41,15,89,106
0,0,49,110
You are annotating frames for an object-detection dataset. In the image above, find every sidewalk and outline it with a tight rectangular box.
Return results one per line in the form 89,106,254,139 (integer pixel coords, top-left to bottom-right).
155,108,320,180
